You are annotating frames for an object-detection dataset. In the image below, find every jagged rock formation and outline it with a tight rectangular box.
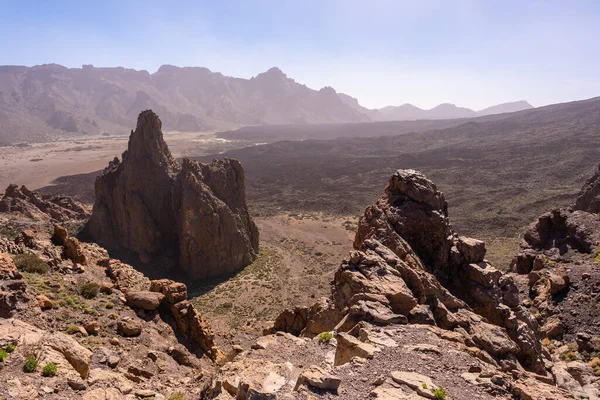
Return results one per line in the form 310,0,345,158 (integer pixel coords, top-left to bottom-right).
270,169,545,374
87,110,259,280
575,163,600,213
0,184,90,222
508,163,600,398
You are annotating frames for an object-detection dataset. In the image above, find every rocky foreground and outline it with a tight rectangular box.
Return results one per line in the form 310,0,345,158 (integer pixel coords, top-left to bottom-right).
0,113,598,399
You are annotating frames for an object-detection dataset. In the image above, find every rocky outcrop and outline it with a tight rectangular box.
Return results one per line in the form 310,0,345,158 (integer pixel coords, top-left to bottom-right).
270,169,545,374
0,184,90,222
87,110,259,280
575,163,600,213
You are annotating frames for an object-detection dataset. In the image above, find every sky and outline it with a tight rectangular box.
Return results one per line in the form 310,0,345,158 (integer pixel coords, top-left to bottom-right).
1,0,600,110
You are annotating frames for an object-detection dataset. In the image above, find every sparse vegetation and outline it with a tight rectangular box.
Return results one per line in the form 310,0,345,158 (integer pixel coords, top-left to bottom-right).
23,355,38,373
0,349,7,362
433,387,447,400
563,351,577,361
5,343,16,353
422,382,428,389
13,253,48,274
42,362,57,377
168,393,186,400
66,325,80,335
317,331,334,343
78,281,100,299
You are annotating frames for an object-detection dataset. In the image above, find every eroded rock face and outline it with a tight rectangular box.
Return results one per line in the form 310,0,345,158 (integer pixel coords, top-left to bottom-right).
271,169,545,373
575,163,600,213
0,184,90,222
87,110,259,280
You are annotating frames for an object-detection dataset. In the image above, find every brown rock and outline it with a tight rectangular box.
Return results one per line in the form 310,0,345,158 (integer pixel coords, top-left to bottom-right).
125,291,164,310
117,320,142,337
540,315,564,338
334,332,378,365
0,252,20,280
52,224,68,245
294,365,341,392
457,236,486,263
150,279,187,304
64,236,87,264
36,294,53,310
84,321,99,335
86,110,259,280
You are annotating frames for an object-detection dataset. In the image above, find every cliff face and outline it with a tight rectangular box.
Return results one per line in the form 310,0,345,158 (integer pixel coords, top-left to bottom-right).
87,110,259,280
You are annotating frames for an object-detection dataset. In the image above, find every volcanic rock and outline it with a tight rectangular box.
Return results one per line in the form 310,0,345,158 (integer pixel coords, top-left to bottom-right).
575,163,600,213
0,184,90,222
87,110,259,280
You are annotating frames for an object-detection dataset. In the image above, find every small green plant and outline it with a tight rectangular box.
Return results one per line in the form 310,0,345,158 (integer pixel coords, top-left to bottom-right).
78,281,100,299
66,325,80,335
563,351,577,361
422,382,428,389
42,362,57,377
433,387,447,400
317,331,334,343
0,349,7,362
13,253,48,274
105,301,114,309
23,355,38,373
5,343,16,353
168,393,186,400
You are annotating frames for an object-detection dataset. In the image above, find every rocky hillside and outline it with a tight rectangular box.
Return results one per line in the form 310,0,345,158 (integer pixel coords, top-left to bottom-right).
0,64,369,144
1,164,599,398
86,110,259,280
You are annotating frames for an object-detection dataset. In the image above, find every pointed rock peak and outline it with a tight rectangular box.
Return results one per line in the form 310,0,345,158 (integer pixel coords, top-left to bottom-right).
386,169,446,212
266,66,285,76
127,110,178,170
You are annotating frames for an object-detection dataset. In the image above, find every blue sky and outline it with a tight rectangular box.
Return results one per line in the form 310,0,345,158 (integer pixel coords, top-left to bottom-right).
1,0,599,109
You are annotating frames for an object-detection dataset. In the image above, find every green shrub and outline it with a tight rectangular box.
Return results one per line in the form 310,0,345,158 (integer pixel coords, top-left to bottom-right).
0,349,7,361
5,343,16,353
13,253,48,274
563,351,577,361
42,362,57,377
66,325,80,335
422,382,428,389
78,281,100,299
168,393,186,400
23,355,38,373
105,301,114,309
317,331,334,343
433,387,447,400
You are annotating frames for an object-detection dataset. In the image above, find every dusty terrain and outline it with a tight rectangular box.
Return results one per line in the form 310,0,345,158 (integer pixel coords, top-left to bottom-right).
191,214,356,340
0,132,245,191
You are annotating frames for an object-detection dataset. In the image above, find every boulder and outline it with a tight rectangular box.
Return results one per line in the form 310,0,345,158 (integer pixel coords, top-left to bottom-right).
63,236,87,264
334,332,379,365
44,332,93,378
36,294,53,310
0,252,20,280
117,320,142,337
86,110,259,280
457,236,486,263
294,365,341,392
51,224,68,245
125,291,164,310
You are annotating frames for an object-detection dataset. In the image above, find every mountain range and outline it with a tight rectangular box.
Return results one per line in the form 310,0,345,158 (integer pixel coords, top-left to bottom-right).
0,63,532,143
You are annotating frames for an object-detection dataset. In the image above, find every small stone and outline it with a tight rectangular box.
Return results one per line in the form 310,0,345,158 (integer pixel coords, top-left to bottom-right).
134,389,156,398
232,345,244,353
117,321,142,337
85,321,99,335
68,378,87,391
107,355,120,368
109,337,120,346
294,365,341,392
36,294,53,310
147,351,158,361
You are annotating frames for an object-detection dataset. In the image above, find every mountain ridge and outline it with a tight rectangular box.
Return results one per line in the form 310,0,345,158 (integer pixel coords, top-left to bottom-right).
0,63,532,143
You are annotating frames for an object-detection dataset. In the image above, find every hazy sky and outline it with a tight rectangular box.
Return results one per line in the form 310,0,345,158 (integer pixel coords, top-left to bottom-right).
1,0,599,109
